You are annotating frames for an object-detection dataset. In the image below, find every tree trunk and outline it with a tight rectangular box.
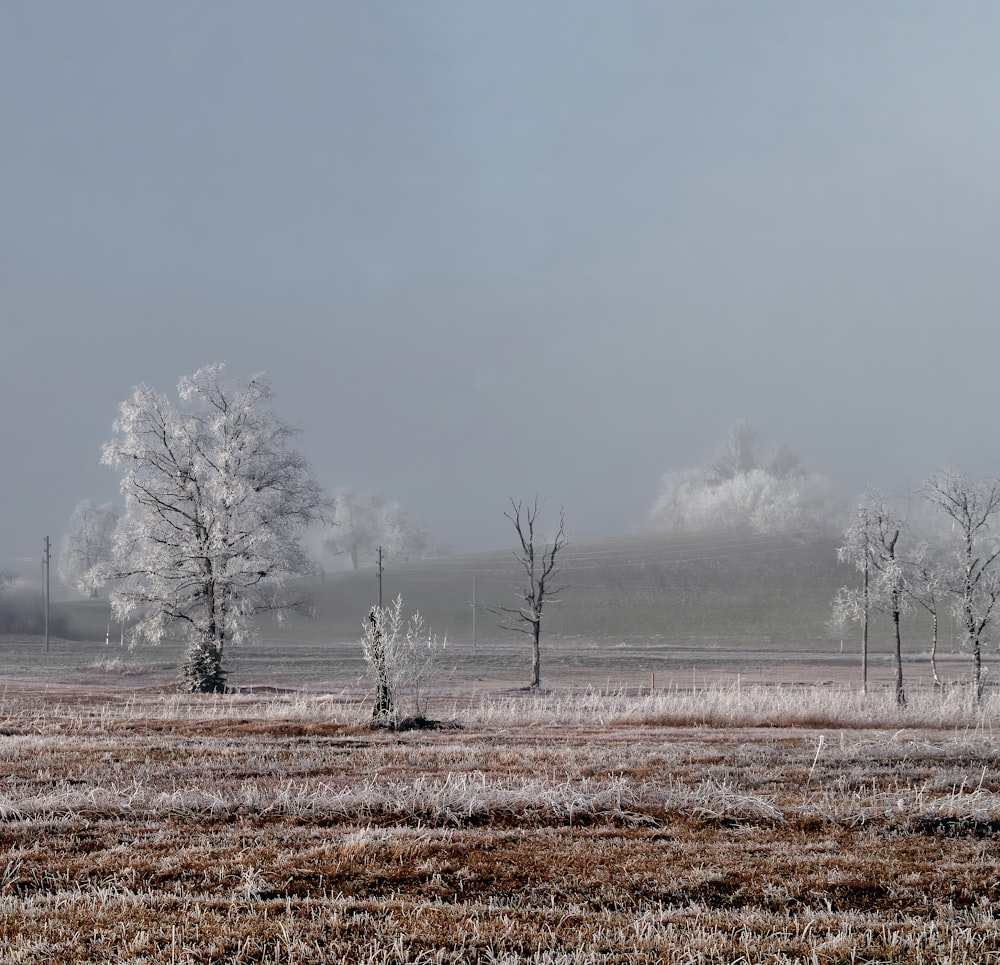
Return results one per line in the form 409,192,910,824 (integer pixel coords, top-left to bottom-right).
971,613,982,704
530,619,541,690
930,610,940,687
180,577,227,692
892,605,905,706
370,612,395,725
861,562,869,696
965,543,981,703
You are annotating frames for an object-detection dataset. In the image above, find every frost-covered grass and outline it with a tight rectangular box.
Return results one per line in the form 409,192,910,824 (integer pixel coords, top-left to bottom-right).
2,677,996,735
465,678,1000,729
0,685,999,962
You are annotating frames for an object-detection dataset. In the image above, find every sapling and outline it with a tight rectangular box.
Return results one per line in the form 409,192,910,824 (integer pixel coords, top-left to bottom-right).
362,594,444,728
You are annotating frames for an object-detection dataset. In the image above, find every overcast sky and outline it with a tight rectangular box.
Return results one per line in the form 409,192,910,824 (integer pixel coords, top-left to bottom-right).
3,1,1000,568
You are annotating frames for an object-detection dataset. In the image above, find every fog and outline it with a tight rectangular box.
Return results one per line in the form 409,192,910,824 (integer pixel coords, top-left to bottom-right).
3,2,1000,572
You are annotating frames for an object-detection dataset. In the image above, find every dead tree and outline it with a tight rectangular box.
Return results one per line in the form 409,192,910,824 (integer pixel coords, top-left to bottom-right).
493,498,568,691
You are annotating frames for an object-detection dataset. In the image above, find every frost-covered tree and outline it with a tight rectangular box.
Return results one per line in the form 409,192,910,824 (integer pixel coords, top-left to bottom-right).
324,489,426,569
905,540,945,686
57,500,120,597
324,488,378,570
93,364,329,693
920,469,1000,701
650,422,839,537
836,491,909,705
362,594,444,728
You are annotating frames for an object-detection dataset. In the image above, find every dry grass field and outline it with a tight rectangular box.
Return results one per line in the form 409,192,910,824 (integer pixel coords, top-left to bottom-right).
4,531,996,961
0,683,999,963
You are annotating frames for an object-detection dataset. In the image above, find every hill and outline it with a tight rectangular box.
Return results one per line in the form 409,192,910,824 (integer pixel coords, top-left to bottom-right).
28,527,951,692
304,529,853,648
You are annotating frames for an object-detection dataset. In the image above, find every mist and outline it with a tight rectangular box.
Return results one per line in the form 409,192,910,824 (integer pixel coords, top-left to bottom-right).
4,2,1000,575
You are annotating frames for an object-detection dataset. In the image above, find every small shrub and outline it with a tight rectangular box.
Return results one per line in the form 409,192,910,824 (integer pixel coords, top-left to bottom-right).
362,594,445,728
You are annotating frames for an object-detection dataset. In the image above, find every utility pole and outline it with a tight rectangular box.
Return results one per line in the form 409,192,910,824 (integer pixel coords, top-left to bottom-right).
43,535,50,654
377,545,383,610
861,548,869,696
471,575,477,653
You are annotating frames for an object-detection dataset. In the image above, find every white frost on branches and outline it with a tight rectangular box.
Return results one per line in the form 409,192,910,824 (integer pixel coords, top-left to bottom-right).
920,468,1000,700
649,422,839,537
57,500,120,598
362,594,444,727
94,363,329,692
834,490,910,703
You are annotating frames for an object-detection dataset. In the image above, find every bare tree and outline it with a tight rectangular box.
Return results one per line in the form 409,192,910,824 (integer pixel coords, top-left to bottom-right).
921,469,1000,701
492,498,568,691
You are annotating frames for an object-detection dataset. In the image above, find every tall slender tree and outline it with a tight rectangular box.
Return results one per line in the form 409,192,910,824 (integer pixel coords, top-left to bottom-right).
835,501,872,695
920,469,1000,701
837,491,909,704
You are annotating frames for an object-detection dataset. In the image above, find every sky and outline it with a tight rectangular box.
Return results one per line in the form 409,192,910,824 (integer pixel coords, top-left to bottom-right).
3,1,1000,571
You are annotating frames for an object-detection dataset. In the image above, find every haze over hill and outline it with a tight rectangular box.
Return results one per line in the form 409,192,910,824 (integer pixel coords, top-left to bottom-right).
31,526,957,694
4,3,1000,573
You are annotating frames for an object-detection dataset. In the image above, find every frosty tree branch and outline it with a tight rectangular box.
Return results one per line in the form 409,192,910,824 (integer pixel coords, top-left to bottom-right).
920,468,1000,701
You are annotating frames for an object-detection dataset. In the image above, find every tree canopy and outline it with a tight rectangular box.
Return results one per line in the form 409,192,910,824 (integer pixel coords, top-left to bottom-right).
95,364,329,692
57,500,120,598
650,421,839,537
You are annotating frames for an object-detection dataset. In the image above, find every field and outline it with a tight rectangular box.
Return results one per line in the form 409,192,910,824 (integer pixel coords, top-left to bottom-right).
0,686,999,963
3,530,998,962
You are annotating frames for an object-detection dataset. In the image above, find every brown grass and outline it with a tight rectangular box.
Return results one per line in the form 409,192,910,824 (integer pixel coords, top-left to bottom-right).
0,688,998,962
